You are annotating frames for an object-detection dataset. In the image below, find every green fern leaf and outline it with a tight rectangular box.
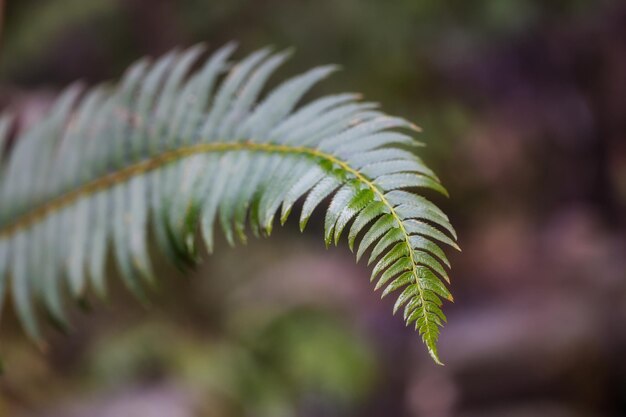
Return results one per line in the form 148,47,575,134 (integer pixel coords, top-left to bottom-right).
0,44,459,364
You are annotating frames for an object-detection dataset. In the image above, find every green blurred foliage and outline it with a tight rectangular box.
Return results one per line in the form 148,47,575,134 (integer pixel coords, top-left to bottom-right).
84,310,375,416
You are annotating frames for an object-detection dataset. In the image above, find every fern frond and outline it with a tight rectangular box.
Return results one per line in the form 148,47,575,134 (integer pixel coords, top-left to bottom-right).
0,44,459,364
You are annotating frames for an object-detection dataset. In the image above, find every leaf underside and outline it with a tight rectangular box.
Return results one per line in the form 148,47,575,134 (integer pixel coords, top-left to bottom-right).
0,43,459,364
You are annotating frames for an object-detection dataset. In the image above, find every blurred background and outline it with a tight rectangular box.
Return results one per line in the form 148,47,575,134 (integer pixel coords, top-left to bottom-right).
0,0,625,416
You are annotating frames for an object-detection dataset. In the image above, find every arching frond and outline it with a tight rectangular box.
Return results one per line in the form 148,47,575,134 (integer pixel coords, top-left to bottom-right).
0,43,459,364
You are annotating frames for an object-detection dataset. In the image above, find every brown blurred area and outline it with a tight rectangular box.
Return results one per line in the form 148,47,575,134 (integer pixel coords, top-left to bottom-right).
0,0,625,416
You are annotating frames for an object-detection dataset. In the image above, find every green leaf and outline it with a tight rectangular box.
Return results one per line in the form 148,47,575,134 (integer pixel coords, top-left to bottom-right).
404,219,460,251
280,165,326,224
324,184,358,246
10,231,41,342
299,176,341,231
356,214,395,262
410,235,451,269
348,200,388,251
381,271,413,298
361,159,439,181
367,227,404,265
393,284,417,315
374,257,412,290
376,173,449,197
417,266,453,302
0,44,458,364
334,189,375,245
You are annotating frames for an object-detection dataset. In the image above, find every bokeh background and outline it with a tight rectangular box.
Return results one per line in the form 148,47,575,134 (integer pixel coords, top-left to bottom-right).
0,0,625,416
